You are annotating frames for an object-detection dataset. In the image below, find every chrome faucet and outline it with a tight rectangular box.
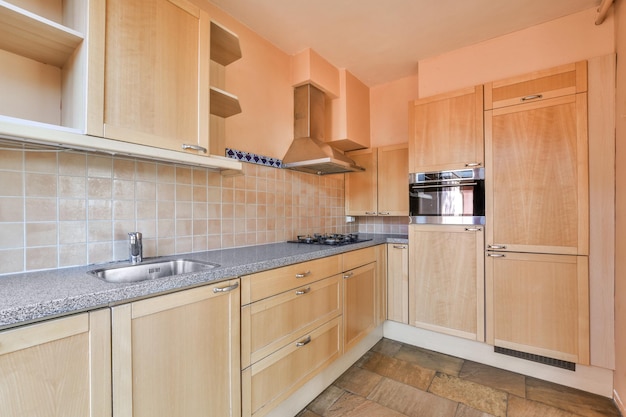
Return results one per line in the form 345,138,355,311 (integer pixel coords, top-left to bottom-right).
128,232,143,264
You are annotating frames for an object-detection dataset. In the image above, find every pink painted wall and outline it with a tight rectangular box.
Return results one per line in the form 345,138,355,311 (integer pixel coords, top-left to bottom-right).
418,7,615,97
614,0,626,411
369,74,418,147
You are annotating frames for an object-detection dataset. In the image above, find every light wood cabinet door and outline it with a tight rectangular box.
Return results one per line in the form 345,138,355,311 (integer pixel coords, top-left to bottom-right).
242,317,342,417
387,243,409,324
409,85,484,172
343,262,377,352
375,244,387,326
377,144,409,216
241,274,342,368
104,0,210,154
409,225,485,341
485,94,589,255
345,148,378,216
486,252,589,365
345,145,408,216
0,310,111,417
112,280,241,417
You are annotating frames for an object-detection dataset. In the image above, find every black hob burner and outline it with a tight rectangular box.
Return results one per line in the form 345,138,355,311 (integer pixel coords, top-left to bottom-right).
288,233,371,246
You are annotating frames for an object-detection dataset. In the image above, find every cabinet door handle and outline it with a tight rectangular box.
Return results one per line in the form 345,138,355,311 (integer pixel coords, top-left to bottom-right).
343,272,354,279
378,212,390,215
212,282,239,293
182,144,208,153
365,211,377,215
465,162,482,167
296,335,312,347
295,287,311,295
487,244,506,249
487,253,506,258
393,245,407,249
295,271,311,279
521,94,543,102
465,227,482,232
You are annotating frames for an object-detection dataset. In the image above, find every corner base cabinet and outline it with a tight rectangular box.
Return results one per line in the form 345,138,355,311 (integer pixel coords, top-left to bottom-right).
112,280,241,417
0,310,111,417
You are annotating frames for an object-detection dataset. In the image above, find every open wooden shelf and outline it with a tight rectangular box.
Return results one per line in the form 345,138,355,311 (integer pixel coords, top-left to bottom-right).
0,1,84,67
210,87,241,118
210,21,241,66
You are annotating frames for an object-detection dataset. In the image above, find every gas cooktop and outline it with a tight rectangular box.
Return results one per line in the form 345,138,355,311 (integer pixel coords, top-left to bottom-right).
287,233,371,246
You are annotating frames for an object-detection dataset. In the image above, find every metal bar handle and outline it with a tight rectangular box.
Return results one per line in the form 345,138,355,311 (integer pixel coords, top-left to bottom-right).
411,182,478,190
182,144,208,153
393,245,407,249
378,212,390,215
465,227,482,232
343,272,354,279
365,211,377,215
296,335,312,347
487,244,507,249
213,282,239,293
465,162,482,167
520,94,543,102
295,287,311,295
295,271,311,279
487,253,506,258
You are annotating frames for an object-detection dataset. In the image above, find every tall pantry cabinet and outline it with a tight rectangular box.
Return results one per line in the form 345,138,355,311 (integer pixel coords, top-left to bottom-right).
484,62,590,365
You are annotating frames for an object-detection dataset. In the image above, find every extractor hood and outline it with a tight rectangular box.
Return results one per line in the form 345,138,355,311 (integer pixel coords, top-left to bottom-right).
282,84,365,175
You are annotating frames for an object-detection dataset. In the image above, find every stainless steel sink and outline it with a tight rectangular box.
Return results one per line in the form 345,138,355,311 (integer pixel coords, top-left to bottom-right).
88,259,218,283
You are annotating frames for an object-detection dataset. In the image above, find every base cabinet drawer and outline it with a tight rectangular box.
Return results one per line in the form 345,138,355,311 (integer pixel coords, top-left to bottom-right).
242,317,343,417
241,274,342,368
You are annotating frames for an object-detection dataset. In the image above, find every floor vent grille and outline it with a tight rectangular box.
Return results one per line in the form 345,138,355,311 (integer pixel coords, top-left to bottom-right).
494,346,576,371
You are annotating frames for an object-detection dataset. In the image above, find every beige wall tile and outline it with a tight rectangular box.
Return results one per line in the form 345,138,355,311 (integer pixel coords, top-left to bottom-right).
59,175,86,198
113,179,135,200
193,202,208,219
157,201,175,220
25,173,57,197
25,152,56,173
136,181,156,200
26,222,57,247
176,236,192,253
136,161,156,182
176,219,192,236
113,200,135,220
136,200,156,220
0,171,23,196
193,235,208,252
88,199,112,220
0,149,23,171
58,152,86,176
88,242,112,264
87,155,112,178
0,223,24,249
88,177,112,199
114,220,136,241
207,172,221,187
157,164,176,183
157,183,175,200
157,238,175,256
26,246,57,270
59,199,86,221
113,158,135,180
176,202,192,219
176,166,192,184
59,243,87,267
25,198,57,221
0,248,23,274
176,184,192,201
192,168,207,186
89,221,112,242
136,220,156,238
208,203,220,219
59,221,87,244
0,197,24,222
193,186,207,202
158,219,175,238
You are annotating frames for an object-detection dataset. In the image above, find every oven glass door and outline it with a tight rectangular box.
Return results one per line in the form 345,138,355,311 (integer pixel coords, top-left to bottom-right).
409,182,485,224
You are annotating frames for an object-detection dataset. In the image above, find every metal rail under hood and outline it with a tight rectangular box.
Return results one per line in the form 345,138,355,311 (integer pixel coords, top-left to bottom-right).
282,84,365,175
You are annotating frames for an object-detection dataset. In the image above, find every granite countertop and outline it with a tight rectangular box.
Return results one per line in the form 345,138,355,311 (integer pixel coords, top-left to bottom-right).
0,234,408,330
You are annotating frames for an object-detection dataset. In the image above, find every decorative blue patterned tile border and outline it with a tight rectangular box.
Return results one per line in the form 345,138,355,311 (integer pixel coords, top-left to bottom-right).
225,147,282,168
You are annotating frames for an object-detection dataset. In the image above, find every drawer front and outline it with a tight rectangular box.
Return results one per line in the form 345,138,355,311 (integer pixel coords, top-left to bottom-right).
241,255,342,304
242,317,342,417
342,246,376,271
241,274,342,368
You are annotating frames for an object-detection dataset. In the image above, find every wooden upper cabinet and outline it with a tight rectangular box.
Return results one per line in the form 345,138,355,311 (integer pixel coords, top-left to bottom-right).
409,85,484,173
484,61,587,110
485,94,589,256
345,144,408,216
103,0,210,154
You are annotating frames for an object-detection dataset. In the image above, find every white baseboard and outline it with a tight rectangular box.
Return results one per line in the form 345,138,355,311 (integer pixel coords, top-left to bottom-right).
265,326,384,417
615,389,625,416
383,321,614,398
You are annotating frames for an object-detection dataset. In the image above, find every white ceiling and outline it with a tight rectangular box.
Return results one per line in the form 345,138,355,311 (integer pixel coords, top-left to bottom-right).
207,0,601,87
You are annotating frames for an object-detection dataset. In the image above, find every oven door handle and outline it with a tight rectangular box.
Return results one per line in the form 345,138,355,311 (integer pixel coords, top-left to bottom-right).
411,182,478,190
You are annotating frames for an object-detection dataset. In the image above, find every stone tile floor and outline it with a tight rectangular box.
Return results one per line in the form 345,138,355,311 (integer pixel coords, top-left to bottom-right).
297,338,622,417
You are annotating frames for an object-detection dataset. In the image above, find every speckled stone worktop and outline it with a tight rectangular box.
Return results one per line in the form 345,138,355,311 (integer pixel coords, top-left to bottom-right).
0,234,407,330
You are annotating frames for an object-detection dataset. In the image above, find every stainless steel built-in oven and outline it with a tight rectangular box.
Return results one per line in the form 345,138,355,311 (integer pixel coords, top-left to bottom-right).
409,167,485,225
